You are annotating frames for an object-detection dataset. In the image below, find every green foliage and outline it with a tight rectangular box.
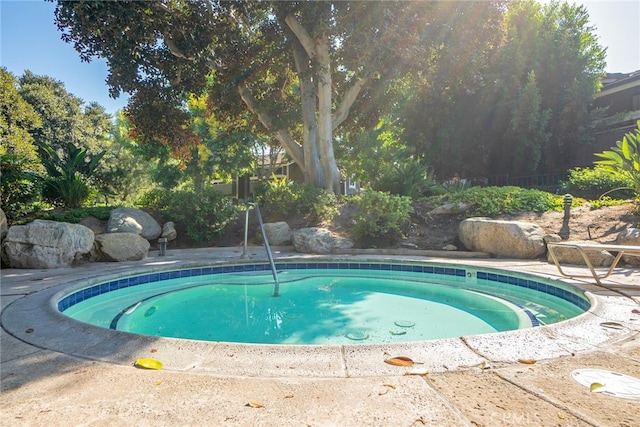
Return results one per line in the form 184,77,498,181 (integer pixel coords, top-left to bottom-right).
0,68,42,167
351,191,412,245
561,166,635,200
444,186,560,216
254,176,338,222
138,187,239,242
374,159,437,199
594,120,640,197
0,154,42,220
37,140,106,208
35,206,113,223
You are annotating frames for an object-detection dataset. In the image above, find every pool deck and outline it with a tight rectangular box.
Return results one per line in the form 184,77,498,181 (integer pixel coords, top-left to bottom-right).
1,246,639,426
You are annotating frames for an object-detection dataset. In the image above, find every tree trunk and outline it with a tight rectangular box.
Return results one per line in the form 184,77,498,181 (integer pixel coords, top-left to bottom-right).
315,36,341,193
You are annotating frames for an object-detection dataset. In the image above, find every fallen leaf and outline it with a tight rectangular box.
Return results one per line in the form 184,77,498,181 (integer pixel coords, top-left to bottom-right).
590,382,604,392
600,322,624,330
25,328,34,333
150,348,158,353
632,309,640,314
155,381,163,386
246,400,264,408
134,358,163,370
389,330,407,335
557,413,565,419
517,358,536,364
404,368,429,376
382,383,396,389
384,356,414,366
481,361,491,370
378,388,389,395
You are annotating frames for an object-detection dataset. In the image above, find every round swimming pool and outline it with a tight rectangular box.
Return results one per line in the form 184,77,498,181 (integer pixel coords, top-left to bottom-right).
58,261,590,345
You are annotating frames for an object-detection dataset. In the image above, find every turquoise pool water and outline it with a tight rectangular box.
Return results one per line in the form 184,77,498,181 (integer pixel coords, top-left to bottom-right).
59,262,589,345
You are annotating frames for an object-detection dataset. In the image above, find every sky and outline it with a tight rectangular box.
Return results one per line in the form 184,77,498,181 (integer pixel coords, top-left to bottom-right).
1,0,639,117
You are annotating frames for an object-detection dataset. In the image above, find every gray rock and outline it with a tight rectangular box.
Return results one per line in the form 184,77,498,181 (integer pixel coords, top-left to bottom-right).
615,227,640,266
458,218,546,258
108,207,161,240
161,221,177,241
2,220,94,268
293,227,354,254
0,208,7,242
427,202,472,216
92,233,150,262
257,222,293,246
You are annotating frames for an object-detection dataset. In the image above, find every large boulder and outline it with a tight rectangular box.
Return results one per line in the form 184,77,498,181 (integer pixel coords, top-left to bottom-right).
0,208,7,243
92,233,150,262
615,227,640,266
292,227,354,254
2,220,94,268
257,222,293,246
107,207,161,240
458,218,546,258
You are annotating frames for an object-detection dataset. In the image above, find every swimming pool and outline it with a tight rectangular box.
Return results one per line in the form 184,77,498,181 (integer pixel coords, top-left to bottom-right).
58,261,590,345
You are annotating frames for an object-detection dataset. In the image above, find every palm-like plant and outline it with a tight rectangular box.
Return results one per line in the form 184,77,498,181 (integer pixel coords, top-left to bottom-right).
37,141,106,208
594,120,640,199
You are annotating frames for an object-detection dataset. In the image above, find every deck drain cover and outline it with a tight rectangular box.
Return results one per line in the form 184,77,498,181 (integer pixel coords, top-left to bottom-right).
571,369,640,400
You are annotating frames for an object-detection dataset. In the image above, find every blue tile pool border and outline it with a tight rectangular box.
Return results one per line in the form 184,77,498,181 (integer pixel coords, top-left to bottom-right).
57,262,590,314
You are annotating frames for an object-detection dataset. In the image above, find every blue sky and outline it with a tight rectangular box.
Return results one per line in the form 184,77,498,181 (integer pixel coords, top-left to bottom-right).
1,0,639,117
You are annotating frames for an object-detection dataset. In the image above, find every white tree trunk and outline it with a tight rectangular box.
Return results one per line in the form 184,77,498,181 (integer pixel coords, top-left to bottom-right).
315,36,341,193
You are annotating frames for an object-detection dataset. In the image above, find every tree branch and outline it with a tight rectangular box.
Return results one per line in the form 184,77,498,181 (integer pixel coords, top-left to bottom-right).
237,82,305,168
332,76,369,130
284,14,316,59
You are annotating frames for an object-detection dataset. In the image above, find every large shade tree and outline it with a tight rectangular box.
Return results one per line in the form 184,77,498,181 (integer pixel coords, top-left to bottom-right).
54,0,503,192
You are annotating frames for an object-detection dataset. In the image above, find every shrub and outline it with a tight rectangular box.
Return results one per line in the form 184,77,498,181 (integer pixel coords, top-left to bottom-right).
138,187,238,241
444,186,560,216
352,190,412,246
594,120,640,199
373,160,437,199
0,153,41,220
560,166,634,200
254,176,338,221
35,206,113,223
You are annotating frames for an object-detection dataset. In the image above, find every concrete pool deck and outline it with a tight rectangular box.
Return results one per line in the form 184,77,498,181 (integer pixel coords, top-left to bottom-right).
1,246,639,426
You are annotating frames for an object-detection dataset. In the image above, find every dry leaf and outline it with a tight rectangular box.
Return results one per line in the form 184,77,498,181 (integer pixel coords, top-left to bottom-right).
557,413,565,419
590,382,604,392
517,358,536,364
404,368,429,376
600,322,624,330
481,361,491,370
384,356,414,366
382,383,396,389
134,358,163,370
631,309,640,314
155,381,163,386
246,400,264,408
150,348,158,353
25,328,34,333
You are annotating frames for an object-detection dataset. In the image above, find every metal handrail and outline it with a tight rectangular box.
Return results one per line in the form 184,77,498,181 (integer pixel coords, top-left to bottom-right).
244,202,280,296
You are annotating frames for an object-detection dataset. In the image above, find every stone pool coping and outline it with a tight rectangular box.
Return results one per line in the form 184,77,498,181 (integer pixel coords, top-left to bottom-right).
2,247,639,378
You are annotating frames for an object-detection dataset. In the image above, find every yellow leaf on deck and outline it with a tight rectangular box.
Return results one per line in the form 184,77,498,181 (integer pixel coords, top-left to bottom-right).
590,382,604,392
384,356,414,367
247,400,264,408
404,368,429,376
134,358,163,370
